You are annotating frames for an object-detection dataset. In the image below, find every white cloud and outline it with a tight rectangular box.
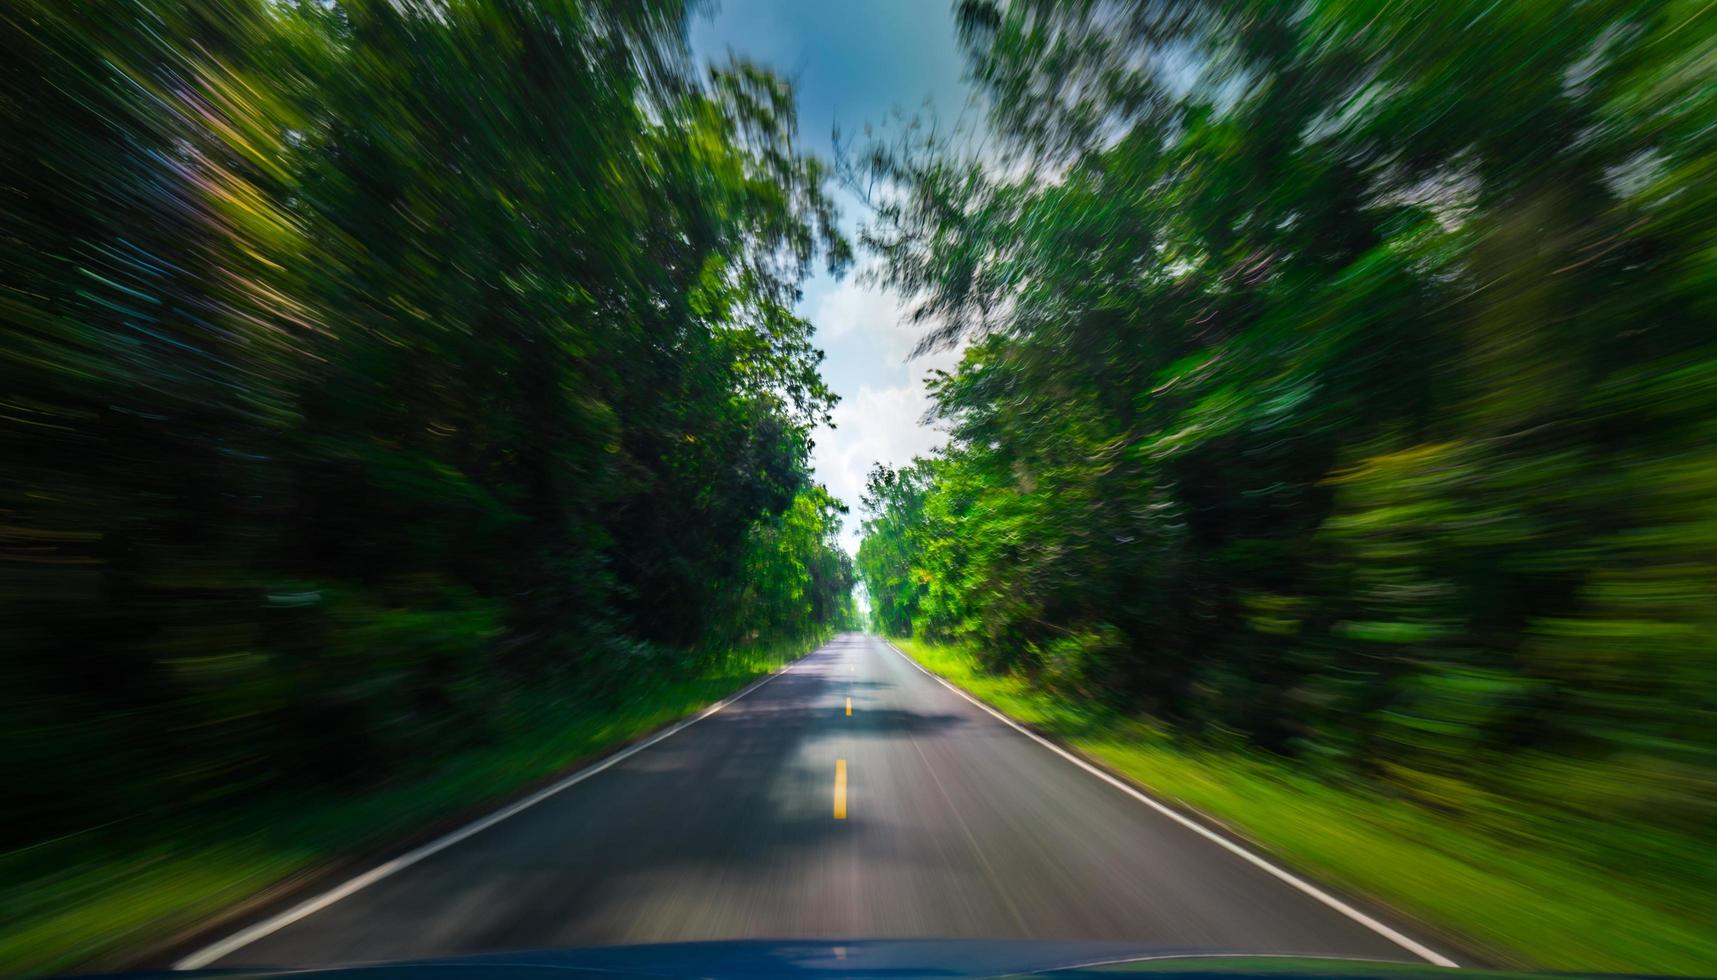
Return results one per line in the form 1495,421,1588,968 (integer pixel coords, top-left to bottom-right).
808,272,926,365
813,381,948,555
801,274,968,555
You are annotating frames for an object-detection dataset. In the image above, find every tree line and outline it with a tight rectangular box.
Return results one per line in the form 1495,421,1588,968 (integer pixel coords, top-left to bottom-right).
856,0,1714,885
1,0,855,848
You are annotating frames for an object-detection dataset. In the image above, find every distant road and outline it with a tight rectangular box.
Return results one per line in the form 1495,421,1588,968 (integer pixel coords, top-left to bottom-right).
181,633,1456,969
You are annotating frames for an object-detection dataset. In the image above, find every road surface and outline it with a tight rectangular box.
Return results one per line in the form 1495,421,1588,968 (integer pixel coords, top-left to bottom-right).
189,633,1450,968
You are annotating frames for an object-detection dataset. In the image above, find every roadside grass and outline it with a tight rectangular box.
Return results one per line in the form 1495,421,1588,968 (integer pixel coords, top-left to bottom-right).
0,633,825,977
891,636,1716,977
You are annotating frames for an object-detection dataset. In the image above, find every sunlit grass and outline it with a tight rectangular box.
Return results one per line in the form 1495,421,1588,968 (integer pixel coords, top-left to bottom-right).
894,636,1717,976
0,634,824,977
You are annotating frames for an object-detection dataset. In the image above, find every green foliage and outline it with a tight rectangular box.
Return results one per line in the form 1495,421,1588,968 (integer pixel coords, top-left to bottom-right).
0,0,852,963
897,636,1717,974
857,0,1717,969
730,486,859,641
1,632,824,977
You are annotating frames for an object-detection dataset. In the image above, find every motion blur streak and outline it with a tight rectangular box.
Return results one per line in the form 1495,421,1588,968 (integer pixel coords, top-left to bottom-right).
2,1,855,973
2,0,1715,977
853,0,1717,974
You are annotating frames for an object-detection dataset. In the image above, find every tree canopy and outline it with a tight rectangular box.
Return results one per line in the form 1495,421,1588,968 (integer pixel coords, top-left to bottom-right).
1,0,856,847
856,0,1715,885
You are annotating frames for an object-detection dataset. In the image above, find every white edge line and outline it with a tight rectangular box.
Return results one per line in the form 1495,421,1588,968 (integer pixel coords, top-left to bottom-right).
172,653,810,970
880,638,1461,969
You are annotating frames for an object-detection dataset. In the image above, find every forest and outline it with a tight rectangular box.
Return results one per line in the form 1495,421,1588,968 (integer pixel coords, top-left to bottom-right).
5,0,1716,974
856,0,1714,965
2,0,853,949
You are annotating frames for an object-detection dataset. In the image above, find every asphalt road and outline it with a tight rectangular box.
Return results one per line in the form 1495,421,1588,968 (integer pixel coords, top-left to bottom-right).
192,632,1448,969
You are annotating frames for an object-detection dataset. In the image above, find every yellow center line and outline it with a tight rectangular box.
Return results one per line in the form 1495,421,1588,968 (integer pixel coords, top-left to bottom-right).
845,696,852,716
833,759,847,819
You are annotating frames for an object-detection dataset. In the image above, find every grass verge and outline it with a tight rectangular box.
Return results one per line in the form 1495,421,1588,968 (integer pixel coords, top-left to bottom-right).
1,633,826,977
890,635,1715,976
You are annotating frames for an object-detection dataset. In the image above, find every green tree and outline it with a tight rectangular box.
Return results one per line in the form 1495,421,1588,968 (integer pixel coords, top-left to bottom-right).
1,0,854,849
855,0,1716,879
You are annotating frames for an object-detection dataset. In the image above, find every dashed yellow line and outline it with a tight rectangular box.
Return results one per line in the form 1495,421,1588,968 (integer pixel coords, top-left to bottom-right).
834,759,847,819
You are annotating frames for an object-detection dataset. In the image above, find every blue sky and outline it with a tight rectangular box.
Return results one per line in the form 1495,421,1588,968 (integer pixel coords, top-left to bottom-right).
690,1,977,552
